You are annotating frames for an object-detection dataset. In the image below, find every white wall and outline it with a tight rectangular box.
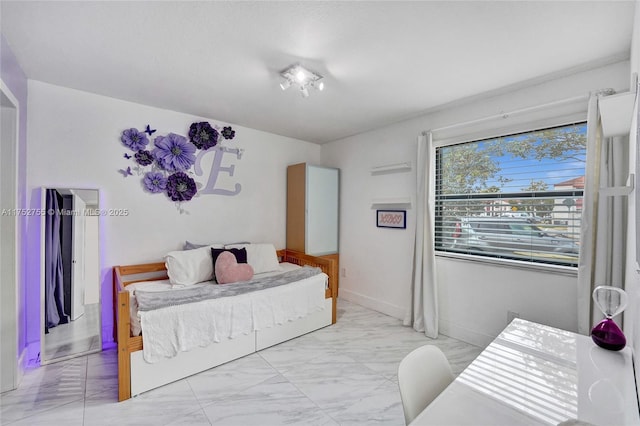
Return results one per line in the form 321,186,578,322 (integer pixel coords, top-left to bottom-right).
25,80,320,352
1,33,29,379
322,60,630,347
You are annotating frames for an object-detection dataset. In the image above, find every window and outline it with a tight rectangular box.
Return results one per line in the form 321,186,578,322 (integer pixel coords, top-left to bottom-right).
435,122,586,267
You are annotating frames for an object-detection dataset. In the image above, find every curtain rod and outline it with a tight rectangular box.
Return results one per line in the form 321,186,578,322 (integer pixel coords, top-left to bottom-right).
422,93,595,136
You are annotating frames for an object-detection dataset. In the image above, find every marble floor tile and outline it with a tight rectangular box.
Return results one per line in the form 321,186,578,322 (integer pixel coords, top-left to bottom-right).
0,356,87,423
187,353,280,405
4,399,85,426
1,299,482,426
201,375,338,425
258,333,339,374
165,408,213,426
326,380,405,426
281,357,389,413
85,349,118,397
83,379,201,426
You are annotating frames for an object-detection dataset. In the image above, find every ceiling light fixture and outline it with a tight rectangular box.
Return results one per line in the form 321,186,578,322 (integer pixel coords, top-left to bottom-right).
279,64,324,98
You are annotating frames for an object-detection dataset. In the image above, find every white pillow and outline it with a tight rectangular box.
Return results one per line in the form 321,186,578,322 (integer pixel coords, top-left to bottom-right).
165,244,223,285
224,243,280,274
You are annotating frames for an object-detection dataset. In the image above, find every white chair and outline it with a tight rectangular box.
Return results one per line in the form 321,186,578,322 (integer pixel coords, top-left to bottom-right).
397,345,454,424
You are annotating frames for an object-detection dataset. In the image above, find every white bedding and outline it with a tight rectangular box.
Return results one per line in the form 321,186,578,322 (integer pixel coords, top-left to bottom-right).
126,263,328,363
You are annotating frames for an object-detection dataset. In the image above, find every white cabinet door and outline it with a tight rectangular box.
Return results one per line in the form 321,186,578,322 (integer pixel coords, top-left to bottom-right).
305,165,339,255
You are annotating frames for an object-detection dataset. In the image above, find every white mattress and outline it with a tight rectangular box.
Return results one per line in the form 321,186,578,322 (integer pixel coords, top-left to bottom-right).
125,262,304,336
125,263,328,362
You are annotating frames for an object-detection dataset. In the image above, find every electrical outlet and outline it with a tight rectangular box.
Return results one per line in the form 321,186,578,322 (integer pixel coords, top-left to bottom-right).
507,311,520,323
341,268,346,278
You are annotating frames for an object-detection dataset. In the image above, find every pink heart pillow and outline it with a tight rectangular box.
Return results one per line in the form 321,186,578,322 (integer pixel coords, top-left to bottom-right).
215,251,254,284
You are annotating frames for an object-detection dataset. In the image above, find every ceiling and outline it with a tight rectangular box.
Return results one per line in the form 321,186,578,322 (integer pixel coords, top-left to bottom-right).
1,1,635,144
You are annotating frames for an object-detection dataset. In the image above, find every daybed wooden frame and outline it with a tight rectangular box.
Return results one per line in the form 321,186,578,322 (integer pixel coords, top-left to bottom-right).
113,249,337,401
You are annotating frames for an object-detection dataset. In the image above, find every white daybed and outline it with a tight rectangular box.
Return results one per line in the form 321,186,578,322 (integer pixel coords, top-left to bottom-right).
113,249,337,401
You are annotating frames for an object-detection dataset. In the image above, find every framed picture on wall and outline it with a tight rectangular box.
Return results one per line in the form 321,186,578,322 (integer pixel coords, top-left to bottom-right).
376,210,406,229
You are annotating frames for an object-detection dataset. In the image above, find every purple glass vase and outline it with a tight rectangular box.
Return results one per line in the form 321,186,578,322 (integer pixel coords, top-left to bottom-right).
591,318,626,351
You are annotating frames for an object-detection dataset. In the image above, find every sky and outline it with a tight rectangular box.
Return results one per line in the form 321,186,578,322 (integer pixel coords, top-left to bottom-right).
479,123,587,192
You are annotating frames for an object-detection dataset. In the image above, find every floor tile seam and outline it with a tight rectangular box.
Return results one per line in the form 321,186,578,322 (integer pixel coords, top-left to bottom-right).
192,369,282,410
276,361,371,387
83,386,117,400
382,376,400,390
178,406,213,426
256,350,305,374
1,396,86,425
256,351,284,373
82,352,89,425
278,362,391,412
185,375,214,412
0,379,88,403
315,375,397,425
276,371,342,426
258,348,349,373
280,358,391,383
131,387,214,424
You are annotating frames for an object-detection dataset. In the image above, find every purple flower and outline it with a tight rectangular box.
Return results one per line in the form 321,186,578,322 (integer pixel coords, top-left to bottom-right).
121,128,149,151
188,122,218,150
221,126,235,140
152,133,196,172
135,150,154,166
143,172,167,193
166,172,197,202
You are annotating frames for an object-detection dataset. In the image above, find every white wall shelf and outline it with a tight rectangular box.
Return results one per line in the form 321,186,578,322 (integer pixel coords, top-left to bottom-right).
371,197,412,209
370,162,411,175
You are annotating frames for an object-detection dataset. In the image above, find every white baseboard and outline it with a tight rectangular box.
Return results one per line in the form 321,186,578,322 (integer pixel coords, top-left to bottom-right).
16,347,27,386
102,325,115,349
339,289,406,320
438,318,494,348
338,290,495,348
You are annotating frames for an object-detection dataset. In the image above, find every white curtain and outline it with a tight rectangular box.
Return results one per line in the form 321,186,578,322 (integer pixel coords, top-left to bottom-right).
404,132,438,338
577,92,629,334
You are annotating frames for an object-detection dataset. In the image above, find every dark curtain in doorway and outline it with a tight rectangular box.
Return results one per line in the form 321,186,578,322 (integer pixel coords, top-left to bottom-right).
44,189,68,332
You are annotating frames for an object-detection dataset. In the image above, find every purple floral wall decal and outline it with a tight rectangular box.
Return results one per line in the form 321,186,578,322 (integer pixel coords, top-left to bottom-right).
221,126,236,140
121,128,149,151
166,172,197,202
144,124,157,135
189,121,219,150
152,133,196,172
143,171,167,193
135,150,154,166
118,122,241,212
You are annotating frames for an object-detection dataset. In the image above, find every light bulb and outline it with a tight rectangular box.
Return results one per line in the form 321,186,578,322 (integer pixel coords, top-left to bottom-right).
317,81,324,91
295,70,306,82
280,80,291,91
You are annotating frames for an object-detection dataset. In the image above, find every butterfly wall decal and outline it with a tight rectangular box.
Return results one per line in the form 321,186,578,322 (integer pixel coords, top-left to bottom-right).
144,125,156,136
123,153,132,159
118,167,133,177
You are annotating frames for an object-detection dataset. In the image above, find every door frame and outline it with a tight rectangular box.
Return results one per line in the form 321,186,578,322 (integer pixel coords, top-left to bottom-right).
0,78,20,392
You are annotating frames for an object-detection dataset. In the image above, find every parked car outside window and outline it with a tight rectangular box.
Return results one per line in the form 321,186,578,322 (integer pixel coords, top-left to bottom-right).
443,217,579,265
